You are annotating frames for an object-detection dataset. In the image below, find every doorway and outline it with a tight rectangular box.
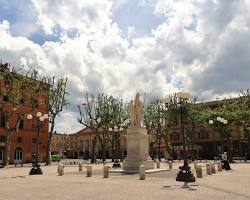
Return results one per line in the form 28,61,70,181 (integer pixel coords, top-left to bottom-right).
14,147,23,163
0,148,4,164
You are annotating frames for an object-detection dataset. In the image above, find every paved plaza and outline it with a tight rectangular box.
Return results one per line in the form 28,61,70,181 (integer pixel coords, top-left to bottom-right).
0,162,250,200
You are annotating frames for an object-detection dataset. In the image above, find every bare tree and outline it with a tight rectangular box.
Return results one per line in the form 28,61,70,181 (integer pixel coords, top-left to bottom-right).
44,76,69,165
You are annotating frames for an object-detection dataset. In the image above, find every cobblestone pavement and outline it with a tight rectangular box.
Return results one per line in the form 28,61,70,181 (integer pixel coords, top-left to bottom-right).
0,161,250,200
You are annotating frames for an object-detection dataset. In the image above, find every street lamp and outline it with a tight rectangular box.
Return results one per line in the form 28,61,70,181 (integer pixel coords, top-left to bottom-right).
27,112,48,175
164,92,195,184
209,117,228,154
109,126,123,168
209,117,228,126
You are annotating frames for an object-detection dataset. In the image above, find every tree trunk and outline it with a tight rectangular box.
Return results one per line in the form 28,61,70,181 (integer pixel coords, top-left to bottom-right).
164,131,172,156
111,135,114,162
237,126,242,157
226,137,233,162
102,146,106,162
3,132,12,167
99,138,106,162
45,132,53,165
248,144,250,159
149,142,154,160
45,119,55,165
191,122,195,160
221,136,224,153
91,136,97,163
118,135,121,160
158,136,161,161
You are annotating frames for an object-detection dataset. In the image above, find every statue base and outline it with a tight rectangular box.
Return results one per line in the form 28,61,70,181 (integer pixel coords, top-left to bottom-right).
122,126,154,172
123,160,154,171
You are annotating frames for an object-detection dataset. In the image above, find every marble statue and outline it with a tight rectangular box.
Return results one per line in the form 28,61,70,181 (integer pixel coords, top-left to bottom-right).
123,93,154,171
129,93,144,126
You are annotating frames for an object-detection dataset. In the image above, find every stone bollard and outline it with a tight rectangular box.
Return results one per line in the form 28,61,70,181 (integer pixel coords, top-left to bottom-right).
194,161,198,170
156,161,160,168
196,165,202,178
139,165,146,180
103,165,110,178
58,163,64,176
79,163,82,172
168,161,173,170
103,161,107,165
86,166,92,177
206,163,212,175
211,163,216,174
217,162,222,171
57,163,60,173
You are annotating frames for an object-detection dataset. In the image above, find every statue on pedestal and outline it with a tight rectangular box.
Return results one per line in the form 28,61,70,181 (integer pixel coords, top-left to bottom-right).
123,93,154,171
128,93,144,127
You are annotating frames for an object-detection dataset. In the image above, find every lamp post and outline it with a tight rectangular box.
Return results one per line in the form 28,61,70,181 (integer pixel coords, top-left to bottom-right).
164,92,195,184
109,126,123,168
27,112,48,175
209,117,228,155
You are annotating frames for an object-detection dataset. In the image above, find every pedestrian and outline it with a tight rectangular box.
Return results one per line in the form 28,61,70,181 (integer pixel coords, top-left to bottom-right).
222,152,231,170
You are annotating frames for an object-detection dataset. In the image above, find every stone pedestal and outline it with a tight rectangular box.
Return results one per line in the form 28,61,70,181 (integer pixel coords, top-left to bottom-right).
122,126,154,171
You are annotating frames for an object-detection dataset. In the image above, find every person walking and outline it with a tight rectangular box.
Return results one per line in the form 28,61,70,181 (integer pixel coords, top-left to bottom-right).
222,152,231,170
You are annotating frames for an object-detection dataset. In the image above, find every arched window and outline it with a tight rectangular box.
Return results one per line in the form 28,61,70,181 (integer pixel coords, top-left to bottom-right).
14,147,23,161
19,96,25,104
31,99,39,108
199,129,209,139
19,119,24,130
3,95,9,102
170,131,180,141
186,129,192,138
0,113,5,128
0,136,6,143
0,148,4,164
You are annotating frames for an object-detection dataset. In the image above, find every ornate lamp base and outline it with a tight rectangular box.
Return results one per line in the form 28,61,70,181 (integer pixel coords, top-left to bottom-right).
112,160,121,168
176,164,195,183
29,165,43,175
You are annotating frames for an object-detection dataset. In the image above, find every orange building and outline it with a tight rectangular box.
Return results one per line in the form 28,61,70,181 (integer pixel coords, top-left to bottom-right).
0,63,49,165
149,99,249,160
51,132,70,158
52,127,127,160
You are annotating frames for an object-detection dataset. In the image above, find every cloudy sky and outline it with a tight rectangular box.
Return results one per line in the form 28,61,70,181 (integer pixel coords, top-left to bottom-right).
0,0,250,133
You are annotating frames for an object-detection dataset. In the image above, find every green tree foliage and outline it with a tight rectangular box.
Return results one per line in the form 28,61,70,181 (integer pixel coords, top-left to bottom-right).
160,93,208,160
108,98,129,161
202,91,250,160
186,98,209,158
144,98,170,161
78,93,128,163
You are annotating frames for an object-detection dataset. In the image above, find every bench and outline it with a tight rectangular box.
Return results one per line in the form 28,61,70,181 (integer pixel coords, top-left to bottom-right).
14,160,23,167
232,157,247,162
214,156,220,161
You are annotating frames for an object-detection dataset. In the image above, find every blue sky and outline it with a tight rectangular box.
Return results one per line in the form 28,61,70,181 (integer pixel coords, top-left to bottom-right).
0,0,250,133
0,0,60,44
112,0,166,36
0,0,166,45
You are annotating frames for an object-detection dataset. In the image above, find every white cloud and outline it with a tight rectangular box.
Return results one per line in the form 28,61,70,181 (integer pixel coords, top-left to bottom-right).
55,111,82,134
32,0,112,35
0,20,9,32
152,0,250,99
1,0,250,132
